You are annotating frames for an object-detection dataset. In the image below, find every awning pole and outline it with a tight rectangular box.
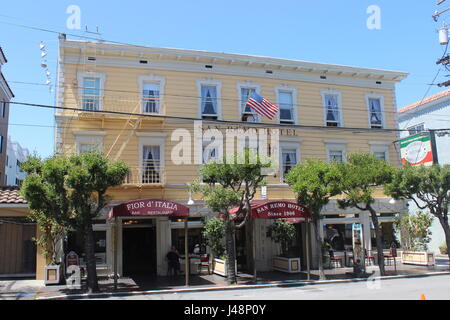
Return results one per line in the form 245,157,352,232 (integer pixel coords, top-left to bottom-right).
252,218,257,282
185,218,189,286
306,222,310,281
113,217,118,290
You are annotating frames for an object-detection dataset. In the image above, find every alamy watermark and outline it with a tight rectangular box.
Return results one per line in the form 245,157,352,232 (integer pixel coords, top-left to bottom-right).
367,5,381,30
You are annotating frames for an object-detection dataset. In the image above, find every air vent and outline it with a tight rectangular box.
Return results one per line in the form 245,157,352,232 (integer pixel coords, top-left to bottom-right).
139,60,148,64
87,57,96,61
266,70,273,74
320,75,327,79
376,81,382,84
205,65,213,69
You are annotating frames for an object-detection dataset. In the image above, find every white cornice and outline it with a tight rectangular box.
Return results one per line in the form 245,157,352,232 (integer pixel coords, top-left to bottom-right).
61,40,408,82
72,130,107,136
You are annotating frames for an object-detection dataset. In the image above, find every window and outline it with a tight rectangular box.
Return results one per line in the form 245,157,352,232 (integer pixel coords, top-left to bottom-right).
281,148,298,182
329,150,343,162
82,77,101,111
322,92,342,127
201,85,218,119
366,96,384,129
407,123,425,136
374,152,386,161
1,102,6,118
142,82,160,113
370,143,390,162
240,86,259,122
15,178,23,187
202,144,218,164
142,145,161,183
278,90,295,124
79,143,101,154
74,131,105,155
0,136,3,153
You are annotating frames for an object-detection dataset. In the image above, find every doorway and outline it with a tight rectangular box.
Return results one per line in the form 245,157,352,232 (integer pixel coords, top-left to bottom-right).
122,222,157,277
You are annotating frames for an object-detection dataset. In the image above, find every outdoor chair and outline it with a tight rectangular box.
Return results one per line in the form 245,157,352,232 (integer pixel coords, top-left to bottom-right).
365,249,375,266
198,254,211,275
329,250,343,268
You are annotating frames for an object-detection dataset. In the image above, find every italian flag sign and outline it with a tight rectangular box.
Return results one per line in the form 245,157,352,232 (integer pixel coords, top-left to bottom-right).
400,134,433,166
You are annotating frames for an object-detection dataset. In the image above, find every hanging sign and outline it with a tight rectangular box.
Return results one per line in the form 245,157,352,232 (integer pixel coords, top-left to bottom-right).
400,134,433,166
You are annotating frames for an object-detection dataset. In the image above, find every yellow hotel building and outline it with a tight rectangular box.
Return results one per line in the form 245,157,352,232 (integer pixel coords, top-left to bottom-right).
52,35,409,279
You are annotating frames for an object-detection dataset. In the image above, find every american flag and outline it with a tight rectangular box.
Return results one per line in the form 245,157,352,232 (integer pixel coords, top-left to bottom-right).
246,92,279,120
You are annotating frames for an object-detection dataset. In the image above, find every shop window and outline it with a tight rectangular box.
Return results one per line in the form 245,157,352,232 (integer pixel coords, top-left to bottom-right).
66,230,107,265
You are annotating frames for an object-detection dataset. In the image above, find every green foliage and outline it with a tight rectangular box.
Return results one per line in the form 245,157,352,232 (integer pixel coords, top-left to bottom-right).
385,164,450,217
28,211,67,265
395,211,433,251
21,151,129,230
337,153,394,210
266,219,296,257
202,217,225,258
285,159,342,219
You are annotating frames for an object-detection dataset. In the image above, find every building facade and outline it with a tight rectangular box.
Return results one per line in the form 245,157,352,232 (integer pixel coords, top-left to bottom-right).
5,136,30,187
54,37,408,278
0,47,14,186
397,89,450,254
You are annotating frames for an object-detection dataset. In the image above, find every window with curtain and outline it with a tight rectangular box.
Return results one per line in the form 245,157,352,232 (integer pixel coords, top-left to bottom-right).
82,77,101,111
368,98,383,128
374,151,386,161
324,94,340,127
241,87,258,122
142,145,161,183
282,149,297,182
329,150,343,163
142,82,160,113
201,85,217,117
279,91,294,123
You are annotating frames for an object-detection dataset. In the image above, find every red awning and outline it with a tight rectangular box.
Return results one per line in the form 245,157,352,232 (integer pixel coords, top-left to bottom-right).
228,200,311,222
108,199,190,219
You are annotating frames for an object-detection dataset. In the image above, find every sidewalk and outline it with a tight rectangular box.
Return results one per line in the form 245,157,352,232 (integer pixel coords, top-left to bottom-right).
1,256,449,300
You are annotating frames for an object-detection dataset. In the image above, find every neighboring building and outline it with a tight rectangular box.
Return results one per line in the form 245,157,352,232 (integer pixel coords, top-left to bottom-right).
53,37,408,279
0,47,15,186
397,89,450,254
5,136,30,187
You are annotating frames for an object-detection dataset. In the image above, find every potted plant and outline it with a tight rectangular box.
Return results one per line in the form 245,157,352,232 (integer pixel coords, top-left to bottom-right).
202,217,232,276
29,211,67,285
395,211,435,266
266,219,300,273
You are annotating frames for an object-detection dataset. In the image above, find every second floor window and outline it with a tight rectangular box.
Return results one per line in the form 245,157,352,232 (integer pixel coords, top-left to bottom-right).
279,91,294,124
368,98,383,128
82,77,101,111
142,145,161,184
201,85,218,118
407,123,425,136
324,94,341,127
142,82,160,113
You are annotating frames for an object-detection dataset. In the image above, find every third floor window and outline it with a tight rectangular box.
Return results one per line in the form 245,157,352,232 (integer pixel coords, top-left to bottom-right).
324,94,341,127
82,77,101,111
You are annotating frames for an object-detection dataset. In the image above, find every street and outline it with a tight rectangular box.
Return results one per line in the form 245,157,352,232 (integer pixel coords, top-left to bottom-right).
94,275,450,300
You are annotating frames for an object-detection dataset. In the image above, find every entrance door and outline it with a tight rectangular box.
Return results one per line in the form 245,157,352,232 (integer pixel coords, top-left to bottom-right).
122,226,157,277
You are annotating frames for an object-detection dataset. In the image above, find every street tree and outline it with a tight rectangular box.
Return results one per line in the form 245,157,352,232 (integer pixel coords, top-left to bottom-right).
190,150,271,284
21,151,129,292
385,164,450,261
285,159,342,280
336,153,395,276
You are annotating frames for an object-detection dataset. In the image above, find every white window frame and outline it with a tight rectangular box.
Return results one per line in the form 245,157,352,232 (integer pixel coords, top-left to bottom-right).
77,71,106,111
365,93,385,129
369,142,390,162
73,131,106,154
279,142,300,184
325,141,347,163
137,134,166,184
321,89,343,127
276,85,297,125
237,82,261,123
197,79,222,120
139,74,165,114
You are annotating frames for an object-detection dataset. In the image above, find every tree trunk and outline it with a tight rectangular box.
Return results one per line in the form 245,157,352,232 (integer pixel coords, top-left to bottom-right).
225,218,237,285
437,214,450,265
84,223,99,293
368,207,386,276
313,219,326,280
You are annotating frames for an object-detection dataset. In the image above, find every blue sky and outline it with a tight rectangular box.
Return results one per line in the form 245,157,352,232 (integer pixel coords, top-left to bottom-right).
0,0,448,158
